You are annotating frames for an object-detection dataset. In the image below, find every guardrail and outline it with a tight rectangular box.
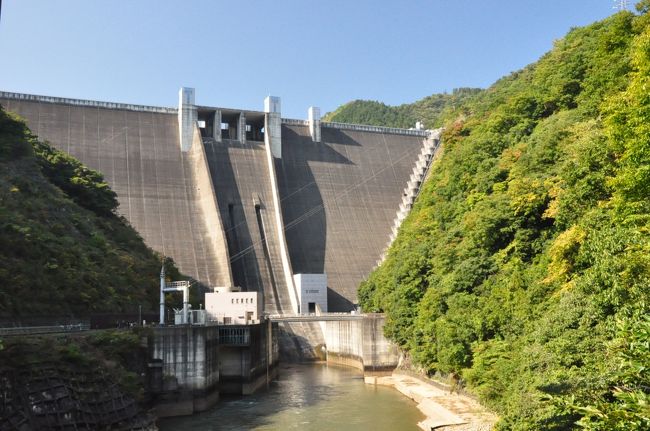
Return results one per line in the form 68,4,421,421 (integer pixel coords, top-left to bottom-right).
281,117,430,137
281,118,310,126
0,322,90,336
0,91,177,114
322,121,429,137
267,313,365,322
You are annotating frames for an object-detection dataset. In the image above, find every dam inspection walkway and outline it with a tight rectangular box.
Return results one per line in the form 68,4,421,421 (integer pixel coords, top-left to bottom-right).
267,313,365,323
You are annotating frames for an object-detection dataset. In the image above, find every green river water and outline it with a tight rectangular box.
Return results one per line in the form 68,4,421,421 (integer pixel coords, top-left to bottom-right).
158,363,424,430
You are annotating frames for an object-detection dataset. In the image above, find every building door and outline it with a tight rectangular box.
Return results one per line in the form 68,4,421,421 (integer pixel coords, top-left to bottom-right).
308,302,316,313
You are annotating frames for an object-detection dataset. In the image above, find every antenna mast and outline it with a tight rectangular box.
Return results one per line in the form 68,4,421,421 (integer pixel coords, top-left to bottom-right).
613,0,629,11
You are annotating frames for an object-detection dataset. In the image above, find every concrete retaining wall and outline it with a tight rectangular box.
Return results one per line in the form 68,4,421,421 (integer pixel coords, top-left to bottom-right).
150,321,279,416
324,314,398,374
151,326,220,416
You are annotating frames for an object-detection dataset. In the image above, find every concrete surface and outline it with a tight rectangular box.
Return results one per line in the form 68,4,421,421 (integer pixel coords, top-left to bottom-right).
1,95,231,289
202,135,295,314
276,124,426,310
323,314,399,373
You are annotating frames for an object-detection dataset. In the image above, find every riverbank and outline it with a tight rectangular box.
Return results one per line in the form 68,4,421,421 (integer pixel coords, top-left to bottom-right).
366,371,497,431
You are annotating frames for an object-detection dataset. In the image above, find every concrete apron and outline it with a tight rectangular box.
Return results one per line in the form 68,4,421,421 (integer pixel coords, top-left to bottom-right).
366,371,497,431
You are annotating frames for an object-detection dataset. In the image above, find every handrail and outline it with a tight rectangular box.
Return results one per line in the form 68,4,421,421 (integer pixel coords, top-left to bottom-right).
0,322,90,336
0,91,177,114
322,121,429,136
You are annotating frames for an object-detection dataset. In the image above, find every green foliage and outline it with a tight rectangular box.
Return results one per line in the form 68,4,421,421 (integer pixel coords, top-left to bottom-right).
60,342,86,363
0,111,34,161
554,315,650,430
1,333,149,404
323,88,482,129
32,138,118,216
0,106,178,317
357,10,650,430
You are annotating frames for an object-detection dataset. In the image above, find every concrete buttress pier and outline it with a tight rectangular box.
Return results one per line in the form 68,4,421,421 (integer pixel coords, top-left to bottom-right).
322,314,399,374
264,96,282,158
178,87,197,152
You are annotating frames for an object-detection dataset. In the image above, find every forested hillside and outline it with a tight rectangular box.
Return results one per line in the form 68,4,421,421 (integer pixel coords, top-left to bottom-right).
0,107,180,318
359,6,650,430
323,88,481,129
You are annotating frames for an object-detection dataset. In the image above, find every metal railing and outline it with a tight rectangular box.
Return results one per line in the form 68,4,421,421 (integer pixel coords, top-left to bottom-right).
267,313,364,322
281,118,310,126
0,91,177,114
322,121,429,137
218,327,250,345
0,322,90,336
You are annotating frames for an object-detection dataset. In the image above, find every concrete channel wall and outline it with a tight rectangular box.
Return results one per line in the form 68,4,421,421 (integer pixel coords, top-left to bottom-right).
202,136,295,313
323,314,399,374
186,124,233,287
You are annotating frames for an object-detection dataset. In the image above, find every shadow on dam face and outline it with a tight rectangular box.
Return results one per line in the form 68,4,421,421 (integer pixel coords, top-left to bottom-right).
203,138,263,294
276,127,358,311
279,125,427,311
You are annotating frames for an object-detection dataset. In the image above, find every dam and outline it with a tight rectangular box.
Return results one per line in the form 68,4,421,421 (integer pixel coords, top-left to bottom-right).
0,88,441,418
0,88,439,316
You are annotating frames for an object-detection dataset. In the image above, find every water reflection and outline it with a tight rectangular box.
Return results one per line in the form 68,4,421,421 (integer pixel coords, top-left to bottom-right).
158,363,423,431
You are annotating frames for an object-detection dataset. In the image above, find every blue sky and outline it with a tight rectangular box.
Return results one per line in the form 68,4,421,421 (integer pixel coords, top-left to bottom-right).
0,1,619,119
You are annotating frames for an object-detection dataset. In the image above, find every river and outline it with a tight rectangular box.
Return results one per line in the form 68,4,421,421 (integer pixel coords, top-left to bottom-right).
158,363,424,430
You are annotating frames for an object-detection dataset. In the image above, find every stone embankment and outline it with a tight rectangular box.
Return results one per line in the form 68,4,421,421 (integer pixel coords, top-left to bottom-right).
0,336,156,430
366,371,497,431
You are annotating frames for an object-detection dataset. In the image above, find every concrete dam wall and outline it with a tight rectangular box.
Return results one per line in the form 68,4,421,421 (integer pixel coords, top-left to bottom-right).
278,125,425,310
0,94,232,290
0,90,437,313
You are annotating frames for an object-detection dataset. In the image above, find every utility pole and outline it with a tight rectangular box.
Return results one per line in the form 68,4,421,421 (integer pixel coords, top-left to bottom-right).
614,0,629,11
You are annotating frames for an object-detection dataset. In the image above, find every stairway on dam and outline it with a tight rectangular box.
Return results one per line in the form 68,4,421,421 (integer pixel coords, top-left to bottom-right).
0,90,439,360
378,129,442,264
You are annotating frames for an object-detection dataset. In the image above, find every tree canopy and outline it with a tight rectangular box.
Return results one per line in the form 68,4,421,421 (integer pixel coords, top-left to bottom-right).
358,8,650,430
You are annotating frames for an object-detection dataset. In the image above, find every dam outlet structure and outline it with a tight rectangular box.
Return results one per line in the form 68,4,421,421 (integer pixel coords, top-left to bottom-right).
0,89,441,361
